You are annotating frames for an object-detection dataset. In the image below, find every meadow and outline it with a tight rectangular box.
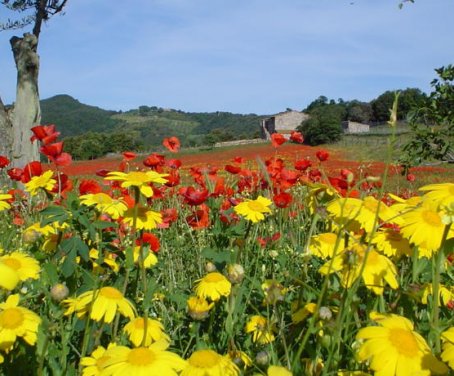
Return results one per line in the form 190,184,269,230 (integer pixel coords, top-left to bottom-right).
0,125,453,376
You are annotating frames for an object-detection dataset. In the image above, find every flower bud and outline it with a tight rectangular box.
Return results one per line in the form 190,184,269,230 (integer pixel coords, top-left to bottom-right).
50,283,69,302
318,306,332,320
226,263,245,284
204,262,217,273
255,351,269,366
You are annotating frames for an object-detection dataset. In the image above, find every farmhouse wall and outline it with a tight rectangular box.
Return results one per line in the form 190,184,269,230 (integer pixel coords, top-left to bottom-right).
260,110,309,140
342,121,370,134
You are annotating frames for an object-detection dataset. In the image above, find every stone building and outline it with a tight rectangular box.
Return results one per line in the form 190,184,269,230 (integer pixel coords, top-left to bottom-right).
341,121,370,134
260,110,310,140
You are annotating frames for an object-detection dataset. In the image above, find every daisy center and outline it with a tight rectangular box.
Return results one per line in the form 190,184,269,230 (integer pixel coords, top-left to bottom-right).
99,287,123,299
2,258,21,270
189,350,220,367
247,201,265,212
388,328,419,356
127,347,156,366
0,308,24,329
422,210,442,227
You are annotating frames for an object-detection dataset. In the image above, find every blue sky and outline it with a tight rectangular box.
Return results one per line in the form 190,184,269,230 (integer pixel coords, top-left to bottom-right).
1,0,453,114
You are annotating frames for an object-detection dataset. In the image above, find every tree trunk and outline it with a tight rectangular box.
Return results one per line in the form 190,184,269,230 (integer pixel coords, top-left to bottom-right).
0,96,13,158
9,32,41,167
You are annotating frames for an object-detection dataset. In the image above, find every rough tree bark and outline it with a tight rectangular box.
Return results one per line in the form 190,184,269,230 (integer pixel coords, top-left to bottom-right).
0,0,68,167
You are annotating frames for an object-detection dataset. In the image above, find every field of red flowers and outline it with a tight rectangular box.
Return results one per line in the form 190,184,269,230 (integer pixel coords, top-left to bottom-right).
59,142,451,188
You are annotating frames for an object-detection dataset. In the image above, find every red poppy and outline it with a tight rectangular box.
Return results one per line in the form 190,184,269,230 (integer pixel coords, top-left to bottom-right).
166,159,182,169
40,142,64,158
159,208,178,229
30,124,60,145
163,136,181,153
0,156,10,169
79,179,102,195
315,150,329,162
54,152,72,167
122,151,136,161
96,169,111,177
225,164,241,174
233,156,245,164
186,204,210,229
165,170,180,187
273,192,293,208
289,131,304,144
137,232,160,253
51,173,73,196
340,169,354,182
180,186,209,206
294,159,312,171
309,168,322,182
406,173,416,182
271,133,286,148
21,161,43,183
143,153,165,168
7,168,23,181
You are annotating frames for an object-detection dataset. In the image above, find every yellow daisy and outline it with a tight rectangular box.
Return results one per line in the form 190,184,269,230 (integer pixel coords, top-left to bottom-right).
0,294,41,351
0,193,12,211
0,251,40,282
245,315,275,344
105,170,168,198
187,296,214,320
291,302,317,324
76,286,136,323
268,365,293,376
122,206,163,230
400,200,452,252
80,343,116,376
181,349,240,376
421,283,454,307
133,246,158,269
356,312,448,375
24,170,56,196
309,232,344,259
419,182,454,208
89,249,119,273
234,195,272,223
370,227,412,257
228,350,252,370
80,193,127,219
262,279,287,305
319,243,398,295
123,317,169,347
441,327,454,370
194,272,231,301
100,340,186,375
0,262,20,291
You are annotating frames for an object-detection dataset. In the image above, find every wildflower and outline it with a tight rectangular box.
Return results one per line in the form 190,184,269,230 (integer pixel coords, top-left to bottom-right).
89,249,119,273
319,243,399,295
105,170,168,198
181,349,240,376
80,344,116,376
31,124,60,144
186,204,210,229
356,312,448,375
181,186,209,206
273,192,293,208
290,130,304,143
123,317,169,347
80,193,127,219
163,136,181,153
370,227,412,257
187,296,214,320
316,150,329,161
75,286,136,323
441,327,454,370
0,156,10,169
400,200,452,253
0,251,40,282
226,263,245,284
309,232,344,259
194,272,231,301
100,341,186,375
421,283,454,306
245,315,275,344
228,350,252,370
419,182,454,208
133,246,158,268
0,294,41,351
268,365,293,376
0,262,20,291
271,133,286,147
291,302,317,324
0,193,12,211
122,206,162,230
24,170,56,196
234,195,272,223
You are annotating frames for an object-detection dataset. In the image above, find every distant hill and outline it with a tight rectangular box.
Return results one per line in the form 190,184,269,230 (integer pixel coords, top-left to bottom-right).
40,95,121,137
39,95,265,158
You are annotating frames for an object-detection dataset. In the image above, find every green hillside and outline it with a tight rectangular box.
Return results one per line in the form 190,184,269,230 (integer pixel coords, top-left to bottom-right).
40,95,264,159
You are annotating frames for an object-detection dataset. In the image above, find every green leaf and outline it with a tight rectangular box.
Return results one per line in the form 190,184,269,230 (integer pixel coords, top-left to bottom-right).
60,237,90,262
40,205,69,226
